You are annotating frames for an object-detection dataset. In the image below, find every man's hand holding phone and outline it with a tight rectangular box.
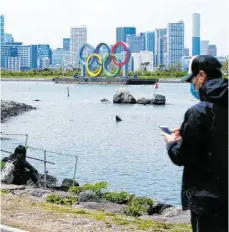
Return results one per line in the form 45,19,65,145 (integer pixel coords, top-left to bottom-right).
160,126,181,143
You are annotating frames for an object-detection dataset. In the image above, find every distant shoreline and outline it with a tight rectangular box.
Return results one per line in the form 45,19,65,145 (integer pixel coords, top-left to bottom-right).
1,77,184,84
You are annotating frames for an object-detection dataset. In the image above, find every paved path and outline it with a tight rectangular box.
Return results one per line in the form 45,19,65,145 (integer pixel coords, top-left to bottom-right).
0,224,28,232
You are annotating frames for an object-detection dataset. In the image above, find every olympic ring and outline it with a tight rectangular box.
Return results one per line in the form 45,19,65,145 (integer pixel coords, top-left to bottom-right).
103,54,121,78
79,43,95,66
79,42,131,77
111,42,131,67
86,53,103,77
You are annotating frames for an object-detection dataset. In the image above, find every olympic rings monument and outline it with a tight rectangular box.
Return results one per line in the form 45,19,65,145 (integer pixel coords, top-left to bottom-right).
79,42,131,78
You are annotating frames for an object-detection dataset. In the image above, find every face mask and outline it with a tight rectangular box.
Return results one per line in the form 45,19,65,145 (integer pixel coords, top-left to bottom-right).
190,83,200,99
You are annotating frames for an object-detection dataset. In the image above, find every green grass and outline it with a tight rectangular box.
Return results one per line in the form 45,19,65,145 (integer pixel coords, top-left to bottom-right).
41,202,191,231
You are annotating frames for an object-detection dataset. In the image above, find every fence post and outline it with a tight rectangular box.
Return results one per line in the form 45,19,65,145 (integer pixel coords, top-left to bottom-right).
25,134,28,151
44,150,47,189
73,156,78,186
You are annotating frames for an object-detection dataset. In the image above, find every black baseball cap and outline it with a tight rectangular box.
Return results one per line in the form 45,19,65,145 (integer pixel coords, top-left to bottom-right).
182,55,222,82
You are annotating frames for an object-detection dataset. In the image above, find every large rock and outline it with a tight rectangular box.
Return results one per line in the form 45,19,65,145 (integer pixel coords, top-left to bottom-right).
113,88,136,104
152,94,166,105
137,98,153,105
148,202,173,215
78,190,101,203
141,209,191,224
61,178,79,192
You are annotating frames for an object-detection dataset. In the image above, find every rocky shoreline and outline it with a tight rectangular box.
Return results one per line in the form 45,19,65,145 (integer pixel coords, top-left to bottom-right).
1,183,190,226
1,100,36,123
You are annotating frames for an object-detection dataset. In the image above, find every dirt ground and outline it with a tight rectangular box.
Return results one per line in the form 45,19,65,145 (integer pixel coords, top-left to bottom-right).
1,192,191,232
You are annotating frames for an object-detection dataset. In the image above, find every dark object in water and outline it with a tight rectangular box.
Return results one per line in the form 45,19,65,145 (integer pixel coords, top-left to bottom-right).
101,99,110,103
116,115,122,122
125,78,158,85
33,99,40,102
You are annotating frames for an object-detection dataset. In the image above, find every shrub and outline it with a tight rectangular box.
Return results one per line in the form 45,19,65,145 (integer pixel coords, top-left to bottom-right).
68,181,108,196
46,194,77,206
102,191,135,204
124,201,146,216
124,197,154,217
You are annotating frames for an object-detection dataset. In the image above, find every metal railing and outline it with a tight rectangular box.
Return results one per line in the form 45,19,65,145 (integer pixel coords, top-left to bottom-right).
1,132,78,189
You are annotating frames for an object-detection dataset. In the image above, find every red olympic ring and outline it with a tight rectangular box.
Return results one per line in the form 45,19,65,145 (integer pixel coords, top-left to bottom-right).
111,42,130,67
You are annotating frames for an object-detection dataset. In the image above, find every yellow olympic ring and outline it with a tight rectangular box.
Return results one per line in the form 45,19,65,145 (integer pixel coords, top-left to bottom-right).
86,53,103,77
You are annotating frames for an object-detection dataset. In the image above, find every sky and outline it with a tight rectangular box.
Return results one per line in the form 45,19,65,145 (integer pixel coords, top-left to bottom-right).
1,0,229,56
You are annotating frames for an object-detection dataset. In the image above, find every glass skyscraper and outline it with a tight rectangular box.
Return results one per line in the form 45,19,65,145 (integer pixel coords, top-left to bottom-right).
141,31,155,53
63,38,70,50
167,21,184,66
192,13,200,56
155,28,167,66
126,35,144,53
116,27,136,52
0,15,4,46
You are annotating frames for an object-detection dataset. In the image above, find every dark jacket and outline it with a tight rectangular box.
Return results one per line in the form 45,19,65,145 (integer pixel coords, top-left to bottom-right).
167,78,228,215
2,153,38,185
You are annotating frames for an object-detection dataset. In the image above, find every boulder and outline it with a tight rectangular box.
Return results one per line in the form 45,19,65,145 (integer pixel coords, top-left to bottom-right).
101,99,110,103
61,178,79,192
148,202,173,215
137,98,153,105
113,88,136,104
116,115,122,122
78,190,101,203
141,209,191,225
152,94,166,105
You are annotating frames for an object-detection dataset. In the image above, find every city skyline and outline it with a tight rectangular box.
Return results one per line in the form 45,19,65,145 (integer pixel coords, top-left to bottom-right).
1,0,228,56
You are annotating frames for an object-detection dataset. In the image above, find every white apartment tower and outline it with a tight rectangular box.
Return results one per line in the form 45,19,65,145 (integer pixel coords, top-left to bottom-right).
70,26,87,67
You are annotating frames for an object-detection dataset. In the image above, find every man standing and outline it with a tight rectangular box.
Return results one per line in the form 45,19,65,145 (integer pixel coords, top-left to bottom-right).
162,55,228,232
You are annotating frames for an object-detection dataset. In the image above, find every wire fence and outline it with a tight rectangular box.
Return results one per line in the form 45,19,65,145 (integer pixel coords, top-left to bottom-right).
1,132,78,189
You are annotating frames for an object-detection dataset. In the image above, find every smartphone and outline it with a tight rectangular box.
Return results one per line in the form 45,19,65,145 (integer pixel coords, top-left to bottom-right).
159,126,172,135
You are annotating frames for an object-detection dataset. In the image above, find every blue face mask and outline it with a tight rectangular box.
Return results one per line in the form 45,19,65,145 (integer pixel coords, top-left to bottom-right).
190,83,200,99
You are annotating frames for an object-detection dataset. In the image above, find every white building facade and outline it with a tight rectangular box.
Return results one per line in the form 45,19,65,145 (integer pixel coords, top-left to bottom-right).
200,40,209,55
167,21,184,66
132,51,154,72
70,26,87,67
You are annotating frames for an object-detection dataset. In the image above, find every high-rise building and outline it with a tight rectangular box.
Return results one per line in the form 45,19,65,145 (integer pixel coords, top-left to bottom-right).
4,33,14,44
155,28,167,66
192,13,200,56
207,45,217,56
167,21,184,66
8,57,20,71
116,27,136,52
140,31,155,53
52,48,70,67
70,26,87,67
1,44,37,70
162,36,167,67
126,34,144,53
184,48,190,56
63,38,70,50
0,15,4,45
200,40,209,55
37,44,52,69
